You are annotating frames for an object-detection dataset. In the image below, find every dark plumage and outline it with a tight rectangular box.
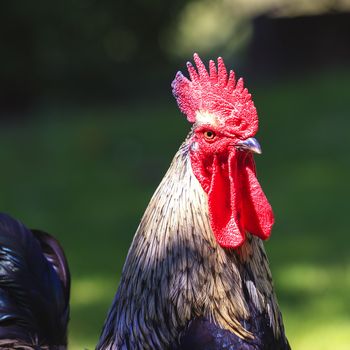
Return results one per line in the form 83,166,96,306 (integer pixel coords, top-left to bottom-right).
178,278,291,350
178,316,289,350
0,213,70,349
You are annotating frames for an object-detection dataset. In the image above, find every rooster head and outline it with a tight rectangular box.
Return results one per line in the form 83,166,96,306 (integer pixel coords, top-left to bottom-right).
172,53,274,249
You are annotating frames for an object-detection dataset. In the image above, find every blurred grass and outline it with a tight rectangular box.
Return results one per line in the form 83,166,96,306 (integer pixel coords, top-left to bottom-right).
0,68,349,349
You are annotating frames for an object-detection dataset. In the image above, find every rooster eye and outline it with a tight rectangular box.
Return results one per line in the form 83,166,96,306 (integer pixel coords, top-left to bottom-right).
203,130,216,141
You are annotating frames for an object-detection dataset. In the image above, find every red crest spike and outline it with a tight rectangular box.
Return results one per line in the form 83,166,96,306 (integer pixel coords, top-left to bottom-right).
226,70,236,93
217,57,228,87
186,62,199,83
193,53,209,79
209,60,218,84
171,53,258,140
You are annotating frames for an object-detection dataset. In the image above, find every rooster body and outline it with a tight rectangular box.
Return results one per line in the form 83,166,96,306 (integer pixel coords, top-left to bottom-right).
0,213,70,349
98,142,289,349
98,55,290,349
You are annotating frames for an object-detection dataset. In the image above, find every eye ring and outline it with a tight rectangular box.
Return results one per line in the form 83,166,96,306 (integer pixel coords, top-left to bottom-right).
203,130,216,141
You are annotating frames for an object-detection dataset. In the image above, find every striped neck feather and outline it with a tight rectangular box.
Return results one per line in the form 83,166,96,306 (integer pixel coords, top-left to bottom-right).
99,141,283,349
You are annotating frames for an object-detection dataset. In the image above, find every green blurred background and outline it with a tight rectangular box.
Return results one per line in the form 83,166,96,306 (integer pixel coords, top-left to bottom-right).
1,1,350,349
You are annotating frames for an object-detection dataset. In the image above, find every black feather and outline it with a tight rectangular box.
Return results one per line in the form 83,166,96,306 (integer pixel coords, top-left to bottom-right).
0,213,70,347
177,275,290,350
177,316,290,350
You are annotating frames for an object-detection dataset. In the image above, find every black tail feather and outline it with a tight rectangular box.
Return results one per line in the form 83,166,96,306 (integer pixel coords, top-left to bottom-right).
31,229,70,303
0,213,70,347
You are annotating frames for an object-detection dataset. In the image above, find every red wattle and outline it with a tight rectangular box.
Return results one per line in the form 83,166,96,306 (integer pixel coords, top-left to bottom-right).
207,154,245,248
191,150,274,249
240,154,274,240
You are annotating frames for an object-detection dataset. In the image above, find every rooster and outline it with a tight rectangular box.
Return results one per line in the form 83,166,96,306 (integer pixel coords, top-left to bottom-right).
0,213,70,349
0,54,289,350
97,54,291,349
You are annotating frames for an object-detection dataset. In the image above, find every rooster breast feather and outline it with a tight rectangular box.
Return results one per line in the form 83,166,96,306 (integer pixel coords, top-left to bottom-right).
0,213,70,348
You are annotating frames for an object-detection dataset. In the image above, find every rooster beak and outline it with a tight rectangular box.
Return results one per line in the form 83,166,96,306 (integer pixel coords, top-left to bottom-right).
237,137,262,154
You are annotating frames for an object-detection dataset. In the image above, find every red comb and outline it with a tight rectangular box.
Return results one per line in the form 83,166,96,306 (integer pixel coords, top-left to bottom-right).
172,53,258,139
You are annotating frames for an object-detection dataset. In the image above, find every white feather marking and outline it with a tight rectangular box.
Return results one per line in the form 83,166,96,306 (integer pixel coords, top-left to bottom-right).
195,110,219,126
